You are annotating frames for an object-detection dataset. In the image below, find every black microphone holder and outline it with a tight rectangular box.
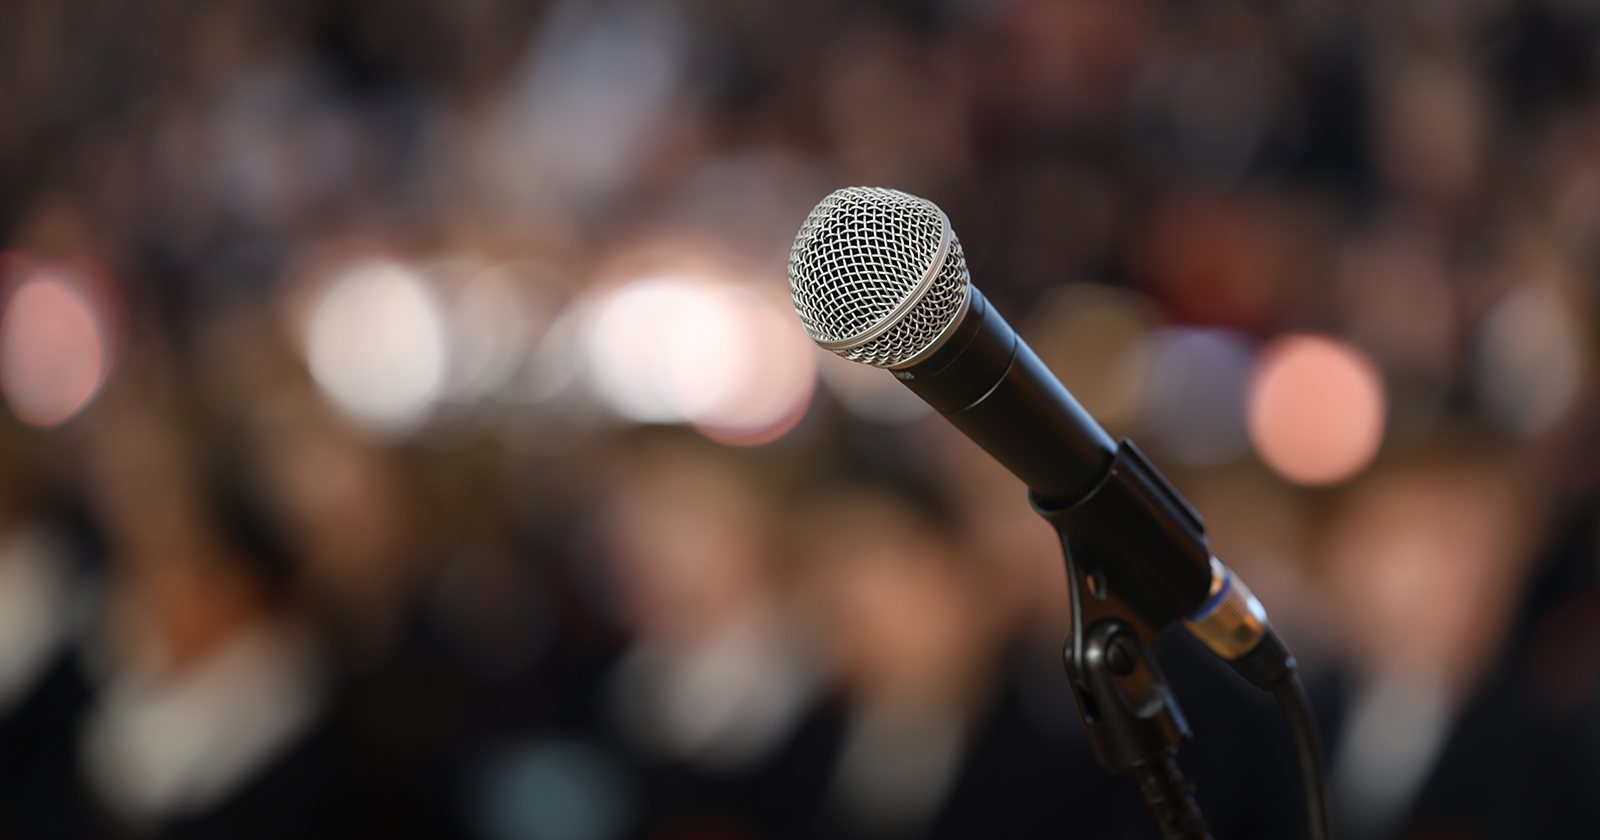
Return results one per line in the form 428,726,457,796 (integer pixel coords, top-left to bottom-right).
1032,440,1220,840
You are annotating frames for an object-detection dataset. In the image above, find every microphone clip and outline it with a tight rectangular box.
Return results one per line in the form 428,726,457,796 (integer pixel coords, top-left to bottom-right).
1032,440,1217,838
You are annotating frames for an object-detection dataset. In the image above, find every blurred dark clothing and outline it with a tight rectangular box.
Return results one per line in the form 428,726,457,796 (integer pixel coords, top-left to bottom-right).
626,706,842,840
617,631,1308,840
0,648,465,840
912,632,1302,839
1402,503,1600,840
922,657,1139,840
1146,633,1309,840
0,653,97,837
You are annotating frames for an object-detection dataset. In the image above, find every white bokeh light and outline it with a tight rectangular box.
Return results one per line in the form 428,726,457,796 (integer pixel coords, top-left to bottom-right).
585,276,814,444
586,276,706,424
306,260,448,434
674,290,815,444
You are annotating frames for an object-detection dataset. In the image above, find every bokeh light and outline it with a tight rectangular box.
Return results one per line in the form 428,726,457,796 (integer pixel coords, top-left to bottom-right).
586,276,814,444
1248,334,1386,486
305,260,448,434
586,276,713,424
0,271,109,427
1142,328,1254,466
675,291,815,446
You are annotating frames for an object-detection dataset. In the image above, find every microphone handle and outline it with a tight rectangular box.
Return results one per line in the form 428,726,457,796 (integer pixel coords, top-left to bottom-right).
894,287,1116,508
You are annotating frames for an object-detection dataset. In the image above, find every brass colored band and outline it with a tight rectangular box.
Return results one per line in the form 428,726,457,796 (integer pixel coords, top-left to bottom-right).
1182,559,1269,660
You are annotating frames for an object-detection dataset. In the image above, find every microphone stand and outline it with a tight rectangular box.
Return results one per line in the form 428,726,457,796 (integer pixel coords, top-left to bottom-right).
1031,441,1216,840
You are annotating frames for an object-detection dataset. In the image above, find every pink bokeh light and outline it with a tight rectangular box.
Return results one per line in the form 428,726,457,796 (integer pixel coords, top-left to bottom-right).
0,274,109,427
1248,334,1386,486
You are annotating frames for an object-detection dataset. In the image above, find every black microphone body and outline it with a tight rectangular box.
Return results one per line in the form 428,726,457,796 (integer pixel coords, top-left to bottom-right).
894,286,1114,506
895,287,1217,634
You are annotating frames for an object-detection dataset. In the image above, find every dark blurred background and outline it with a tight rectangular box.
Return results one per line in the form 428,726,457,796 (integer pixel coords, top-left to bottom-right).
0,1,1598,839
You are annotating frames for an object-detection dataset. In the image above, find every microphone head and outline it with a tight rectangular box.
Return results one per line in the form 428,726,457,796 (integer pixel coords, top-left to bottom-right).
788,187,970,368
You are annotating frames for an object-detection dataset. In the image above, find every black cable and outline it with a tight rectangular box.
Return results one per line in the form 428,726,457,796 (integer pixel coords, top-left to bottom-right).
1273,674,1331,840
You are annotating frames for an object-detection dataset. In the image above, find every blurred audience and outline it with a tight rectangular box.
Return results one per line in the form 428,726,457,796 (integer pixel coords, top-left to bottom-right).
602,430,827,840
1,0,1599,838
796,481,999,839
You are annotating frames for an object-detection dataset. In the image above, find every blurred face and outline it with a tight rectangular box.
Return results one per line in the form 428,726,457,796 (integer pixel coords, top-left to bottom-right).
801,494,995,705
963,497,1067,637
1321,459,1530,693
994,0,1150,134
1376,59,1487,204
83,399,195,557
110,536,270,674
266,428,405,584
252,412,418,656
933,431,1070,641
821,27,969,181
606,447,773,646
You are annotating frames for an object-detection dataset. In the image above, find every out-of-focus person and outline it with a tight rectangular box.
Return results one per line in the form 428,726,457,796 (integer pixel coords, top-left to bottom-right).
600,428,827,840
0,344,465,839
0,358,302,837
1315,436,1540,839
794,477,1005,840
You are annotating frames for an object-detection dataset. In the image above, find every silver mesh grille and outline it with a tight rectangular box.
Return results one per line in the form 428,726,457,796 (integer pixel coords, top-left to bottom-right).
788,187,971,368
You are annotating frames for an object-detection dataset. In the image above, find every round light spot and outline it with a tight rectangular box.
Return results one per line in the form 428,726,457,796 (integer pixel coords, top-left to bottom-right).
674,291,814,446
0,276,107,427
586,277,815,444
1248,334,1385,486
586,277,709,424
305,260,448,434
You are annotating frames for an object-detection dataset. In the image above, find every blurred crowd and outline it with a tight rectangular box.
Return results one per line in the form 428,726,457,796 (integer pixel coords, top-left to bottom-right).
1,0,1599,839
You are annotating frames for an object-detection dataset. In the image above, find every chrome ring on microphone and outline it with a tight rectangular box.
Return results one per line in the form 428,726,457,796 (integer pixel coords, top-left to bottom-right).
1183,558,1270,661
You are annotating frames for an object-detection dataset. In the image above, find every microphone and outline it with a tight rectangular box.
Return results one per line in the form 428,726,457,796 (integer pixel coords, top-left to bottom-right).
788,186,1288,686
